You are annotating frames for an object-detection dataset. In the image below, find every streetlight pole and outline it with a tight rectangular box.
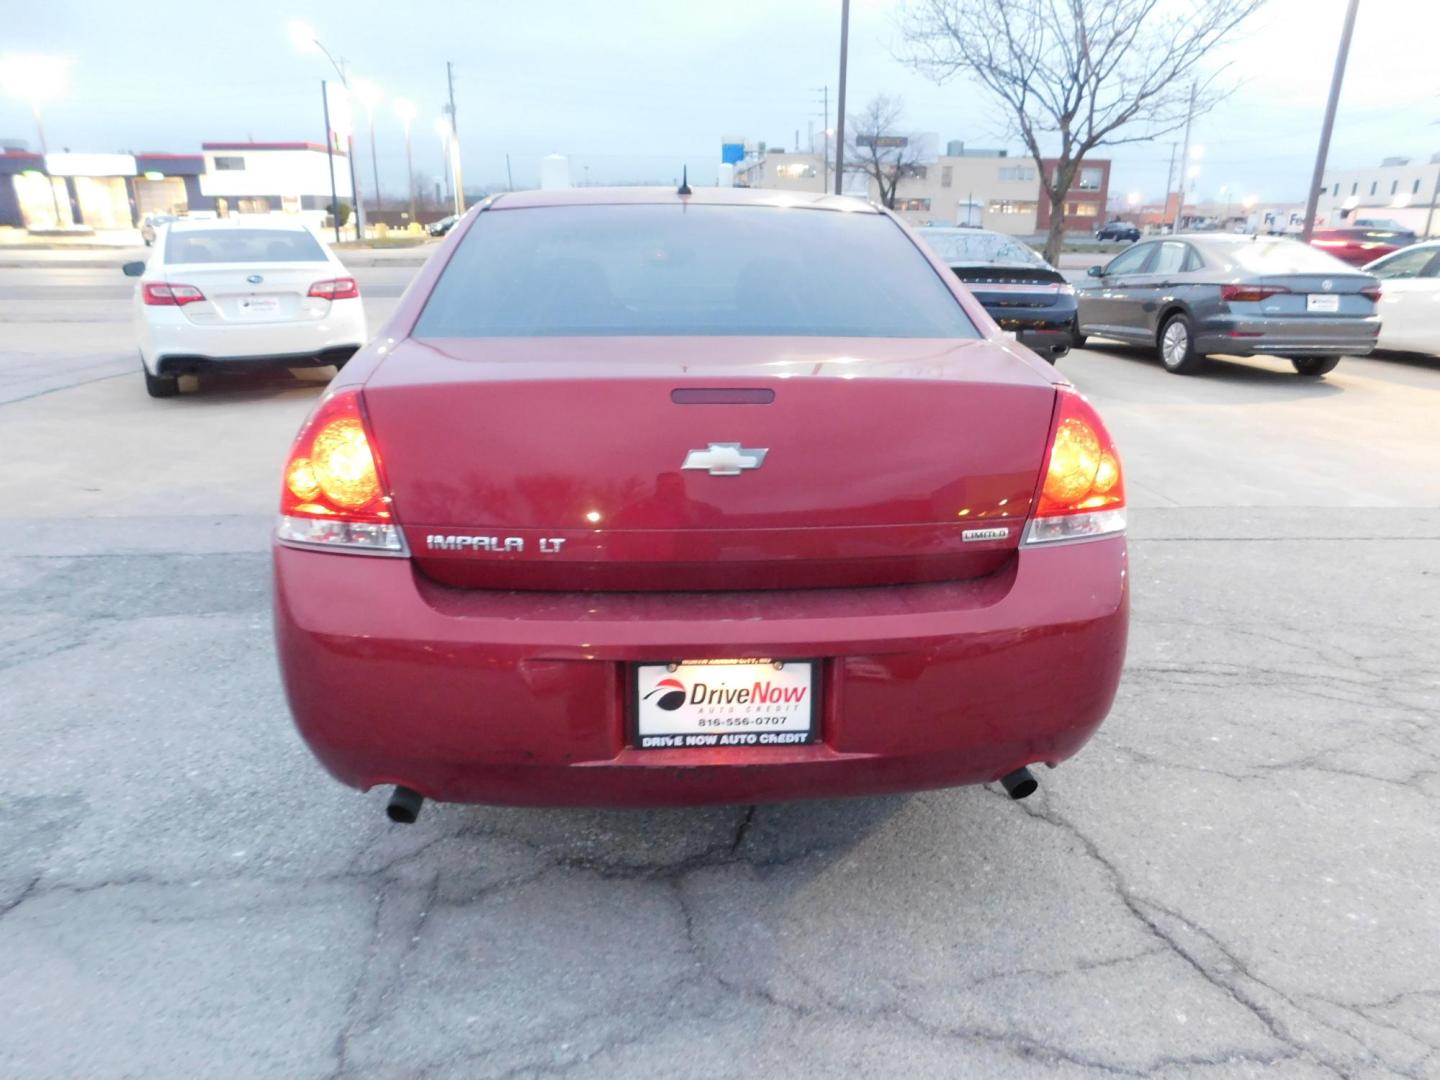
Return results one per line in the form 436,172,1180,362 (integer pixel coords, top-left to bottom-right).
291,24,366,239
1302,0,1360,242
833,0,850,197
320,81,341,243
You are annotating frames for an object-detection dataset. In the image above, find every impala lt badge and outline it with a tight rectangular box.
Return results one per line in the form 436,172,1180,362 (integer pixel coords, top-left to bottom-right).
682,443,768,476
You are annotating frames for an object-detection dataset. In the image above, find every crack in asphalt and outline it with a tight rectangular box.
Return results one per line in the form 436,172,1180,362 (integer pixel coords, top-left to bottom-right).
1017,798,1439,1080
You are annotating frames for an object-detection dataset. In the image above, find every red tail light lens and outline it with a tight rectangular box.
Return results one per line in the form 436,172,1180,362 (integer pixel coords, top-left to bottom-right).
276,389,406,554
143,282,206,306
1024,387,1126,545
307,277,360,300
1361,287,1382,303
1220,284,1289,303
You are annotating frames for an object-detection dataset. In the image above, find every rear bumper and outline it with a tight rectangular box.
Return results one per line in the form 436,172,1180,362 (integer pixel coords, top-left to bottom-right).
273,536,1128,807
1196,314,1380,357
139,300,367,372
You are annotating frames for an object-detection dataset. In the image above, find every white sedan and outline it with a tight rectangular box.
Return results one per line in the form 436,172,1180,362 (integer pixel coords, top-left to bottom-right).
1364,242,1440,356
124,217,368,397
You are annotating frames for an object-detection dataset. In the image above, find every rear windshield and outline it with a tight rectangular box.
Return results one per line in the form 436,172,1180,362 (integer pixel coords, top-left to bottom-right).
164,228,327,264
1227,240,1354,275
414,204,979,338
918,229,1048,269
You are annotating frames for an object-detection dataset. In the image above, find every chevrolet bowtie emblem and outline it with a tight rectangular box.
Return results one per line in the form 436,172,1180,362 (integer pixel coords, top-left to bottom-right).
681,443,769,476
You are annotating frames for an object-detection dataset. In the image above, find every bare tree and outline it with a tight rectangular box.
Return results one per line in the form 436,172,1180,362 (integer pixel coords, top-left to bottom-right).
845,95,928,210
901,0,1266,262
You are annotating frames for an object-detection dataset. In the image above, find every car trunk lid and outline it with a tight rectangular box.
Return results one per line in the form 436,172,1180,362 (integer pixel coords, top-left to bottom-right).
363,335,1058,591
165,262,336,325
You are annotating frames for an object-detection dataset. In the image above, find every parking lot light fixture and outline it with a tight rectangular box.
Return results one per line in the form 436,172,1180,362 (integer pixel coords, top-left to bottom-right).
0,53,71,226
0,53,70,154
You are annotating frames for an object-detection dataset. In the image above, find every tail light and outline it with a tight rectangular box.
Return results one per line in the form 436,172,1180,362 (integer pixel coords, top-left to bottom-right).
275,389,406,555
1361,286,1382,303
1023,387,1125,545
143,282,206,306
1220,284,1289,303
308,277,360,300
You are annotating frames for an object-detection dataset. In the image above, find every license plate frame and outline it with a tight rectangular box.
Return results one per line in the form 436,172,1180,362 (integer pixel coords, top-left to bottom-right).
1306,293,1341,314
630,658,819,750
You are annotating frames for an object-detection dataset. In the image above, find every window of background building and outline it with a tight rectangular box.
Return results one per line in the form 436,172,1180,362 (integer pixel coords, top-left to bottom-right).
1415,179,1423,194
895,198,931,212
1076,167,1103,191
1370,181,1377,196
941,165,952,188
1333,184,1340,196
987,199,1037,214
1351,182,1358,195
998,165,1037,182
1391,180,1399,195
214,156,246,171
1072,203,1098,217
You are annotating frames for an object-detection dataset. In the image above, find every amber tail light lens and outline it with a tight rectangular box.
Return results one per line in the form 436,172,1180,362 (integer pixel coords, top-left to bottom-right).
1023,387,1126,545
276,389,407,555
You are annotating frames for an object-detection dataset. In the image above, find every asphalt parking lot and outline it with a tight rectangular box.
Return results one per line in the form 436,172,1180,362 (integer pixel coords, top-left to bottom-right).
2,255,1438,1079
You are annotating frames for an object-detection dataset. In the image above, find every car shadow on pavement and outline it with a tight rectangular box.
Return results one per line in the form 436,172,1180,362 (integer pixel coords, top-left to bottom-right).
373,793,914,887
1079,342,1345,401
171,365,337,403
1369,348,1440,373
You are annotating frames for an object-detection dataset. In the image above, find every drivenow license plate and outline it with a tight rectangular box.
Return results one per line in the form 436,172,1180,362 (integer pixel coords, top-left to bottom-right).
241,296,280,315
1306,293,1341,313
632,659,817,749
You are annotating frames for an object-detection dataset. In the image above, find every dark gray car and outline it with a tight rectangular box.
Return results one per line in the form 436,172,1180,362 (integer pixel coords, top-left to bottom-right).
1073,235,1381,376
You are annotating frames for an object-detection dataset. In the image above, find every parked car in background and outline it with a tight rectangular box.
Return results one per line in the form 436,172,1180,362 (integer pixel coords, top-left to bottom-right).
140,213,177,246
917,226,1077,361
426,214,459,236
1309,225,1415,266
1365,241,1440,356
1073,234,1380,376
274,187,1129,819
124,217,367,397
1095,220,1141,243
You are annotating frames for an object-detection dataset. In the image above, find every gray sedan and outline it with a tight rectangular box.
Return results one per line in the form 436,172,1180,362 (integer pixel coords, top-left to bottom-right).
1073,235,1381,376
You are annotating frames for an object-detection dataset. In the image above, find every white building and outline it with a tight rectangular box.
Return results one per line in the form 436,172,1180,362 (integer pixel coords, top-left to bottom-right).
1318,154,1440,236
733,148,1049,235
198,141,352,222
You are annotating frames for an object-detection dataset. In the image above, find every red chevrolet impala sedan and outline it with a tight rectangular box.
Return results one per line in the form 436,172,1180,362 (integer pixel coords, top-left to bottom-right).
272,188,1128,821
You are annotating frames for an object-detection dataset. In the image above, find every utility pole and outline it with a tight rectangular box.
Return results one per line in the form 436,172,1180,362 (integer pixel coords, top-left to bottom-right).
320,80,341,243
1163,142,1178,228
1172,82,1196,234
812,87,829,192
834,0,850,196
1426,161,1440,239
446,61,464,216
1302,0,1360,242
506,153,514,191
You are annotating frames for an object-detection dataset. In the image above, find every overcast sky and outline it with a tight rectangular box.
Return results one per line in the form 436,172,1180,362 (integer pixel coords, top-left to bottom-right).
3,0,1437,205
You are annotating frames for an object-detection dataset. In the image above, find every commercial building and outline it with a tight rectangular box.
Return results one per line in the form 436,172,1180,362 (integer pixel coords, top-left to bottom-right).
733,144,1110,236
1317,155,1440,236
0,141,350,232
1036,159,1110,233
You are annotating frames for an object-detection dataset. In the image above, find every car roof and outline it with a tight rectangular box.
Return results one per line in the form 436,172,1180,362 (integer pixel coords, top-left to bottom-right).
915,226,1009,239
487,186,878,213
166,215,317,232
